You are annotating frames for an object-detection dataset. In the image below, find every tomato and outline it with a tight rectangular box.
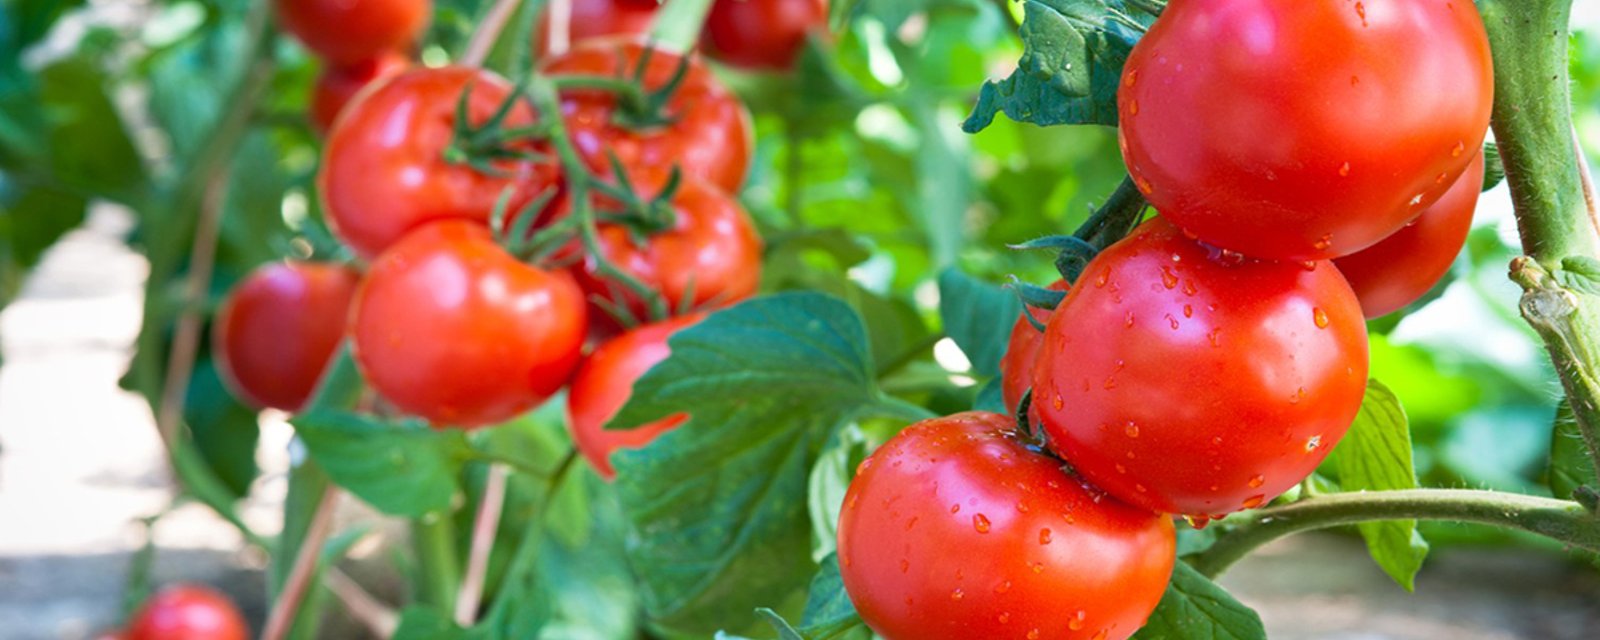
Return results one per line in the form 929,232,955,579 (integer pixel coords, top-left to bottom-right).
350,220,586,428
320,66,538,260
1335,151,1485,318
999,280,1068,415
309,53,409,134
1033,218,1368,517
544,39,752,193
533,0,659,57
1117,0,1493,261
837,412,1175,640
213,262,358,412
126,585,248,640
701,0,829,70
566,314,703,479
275,0,429,65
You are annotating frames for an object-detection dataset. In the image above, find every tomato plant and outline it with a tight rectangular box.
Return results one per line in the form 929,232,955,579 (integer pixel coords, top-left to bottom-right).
700,0,830,70
1117,0,1494,261
350,220,586,428
309,53,410,134
276,0,430,65
125,585,247,640
566,314,703,479
837,412,1175,640
214,261,359,412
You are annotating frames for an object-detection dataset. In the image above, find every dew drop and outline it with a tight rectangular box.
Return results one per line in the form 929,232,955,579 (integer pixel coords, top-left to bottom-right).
998,612,1011,624
1124,310,1136,327
1115,464,1127,474
1160,266,1179,289
1031,562,1045,574
951,588,964,601
900,559,910,573
1453,140,1466,157
1339,162,1351,177
1306,434,1323,451
1095,269,1110,288
951,503,961,514
1243,495,1266,509
1027,630,1041,640
1069,611,1087,631
1128,99,1140,116
996,580,1013,594
1183,304,1193,318
1016,501,1031,513
1136,483,1148,493
1040,528,1053,544
1184,514,1213,530
1207,328,1222,347
1436,172,1449,184
1354,1,1368,26
1124,423,1140,438
973,513,991,533
1092,630,1108,640
1212,435,1223,445
1313,307,1330,328
1052,394,1065,410
1182,280,1198,296
1248,475,1265,488
1313,235,1333,251
1134,175,1154,195
1125,69,1138,86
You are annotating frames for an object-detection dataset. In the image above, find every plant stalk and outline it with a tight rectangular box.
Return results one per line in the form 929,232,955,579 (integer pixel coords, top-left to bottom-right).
262,486,341,640
455,463,510,626
412,513,462,613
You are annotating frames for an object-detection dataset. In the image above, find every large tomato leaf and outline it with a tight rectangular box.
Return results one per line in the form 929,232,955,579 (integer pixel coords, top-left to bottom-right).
1332,380,1429,591
963,0,1152,131
757,553,869,640
183,359,260,498
291,411,473,517
1132,562,1266,640
938,267,1023,377
608,293,893,634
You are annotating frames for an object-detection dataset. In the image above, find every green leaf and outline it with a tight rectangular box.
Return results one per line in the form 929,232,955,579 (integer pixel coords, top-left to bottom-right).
1481,142,1505,192
183,360,260,498
938,267,1024,376
651,0,715,51
291,411,472,517
392,607,469,640
609,293,884,633
35,56,147,202
1556,256,1600,295
964,0,1150,131
755,554,869,640
1550,398,1597,500
1333,380,1428,591
807,427,869,561
0,181,87,305
1133,562,1266,640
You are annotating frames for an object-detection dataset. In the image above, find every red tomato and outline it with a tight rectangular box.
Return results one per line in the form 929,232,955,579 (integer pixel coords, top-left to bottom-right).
320,66,538,261
1118,0,1493,261
309,53,409,134
1033,218,1368,517
999,280,1068,415
275,0,429,65
701,0,829,70
213,262,358,412
1335,151,1485,318
566,314,703,479
126,585,247,640
544,39,753,193
533,0,659,57
837,412,1175,640
350,220,586,428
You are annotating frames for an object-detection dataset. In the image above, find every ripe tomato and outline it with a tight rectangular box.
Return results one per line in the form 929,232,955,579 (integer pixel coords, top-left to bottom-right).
533,0,659,57
1033,218,1368,517
126,584,247,640
701,0,829,70
544,39,752,193
350,220,586,428
837,412,1175,640
566,314,703,479
275,0,428,65
309,53,409,134
999,280,1068,414
320,66,538,261
1118,0,1493,261
213,261,358,412
1335,151,1485,318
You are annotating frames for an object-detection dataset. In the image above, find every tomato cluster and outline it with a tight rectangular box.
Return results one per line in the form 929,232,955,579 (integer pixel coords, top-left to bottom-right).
839,2,1492,638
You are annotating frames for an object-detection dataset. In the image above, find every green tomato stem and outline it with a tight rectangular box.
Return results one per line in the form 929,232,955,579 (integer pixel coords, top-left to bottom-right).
412,513,462,613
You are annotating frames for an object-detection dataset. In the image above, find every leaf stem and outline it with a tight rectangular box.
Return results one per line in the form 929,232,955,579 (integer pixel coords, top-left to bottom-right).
455,463,510,626
460,0,526,67
262,486,341,640
1191,489,1600,579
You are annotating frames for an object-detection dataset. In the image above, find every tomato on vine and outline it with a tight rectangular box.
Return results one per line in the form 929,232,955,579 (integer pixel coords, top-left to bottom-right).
700,0,830,71
319,66,538,260
533,0,659,57
1000,280,1067,414
566,314,703,479
213,261,358,413
1117,0,1493,261
837,412,1176,640
1032,218,1368,517
275,0,429,65
309,53,409,134
544,39,753,194
350,220,586,428
1335,151,1486,318
126,585,247,640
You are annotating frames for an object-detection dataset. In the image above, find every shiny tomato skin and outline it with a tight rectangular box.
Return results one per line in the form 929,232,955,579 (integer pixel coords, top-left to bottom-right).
533,0,659,57
213,262,358,413
309,53,409,134
1033,218,1368,517
1334,151,1485,318
350,221,587,428
576,175,763,326
544,39,753,193
566,314,704,479
276,0,428,65
1000,280,1068,415
320,66,538,261
1118,0,1493,261
837,412,1176,640
126,585,248,640
701,0,829,70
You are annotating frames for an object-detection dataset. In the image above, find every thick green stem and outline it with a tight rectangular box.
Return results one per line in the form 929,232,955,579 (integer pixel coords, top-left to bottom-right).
1192,489,1600,579
412,514,461,613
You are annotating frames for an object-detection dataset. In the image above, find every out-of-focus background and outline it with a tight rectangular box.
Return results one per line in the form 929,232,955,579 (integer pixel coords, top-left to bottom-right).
3,1,1600,639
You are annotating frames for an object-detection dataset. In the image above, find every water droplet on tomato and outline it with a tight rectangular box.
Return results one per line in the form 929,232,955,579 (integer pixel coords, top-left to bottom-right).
1184,514,1212,530
1306,434,1323,451
1040,528,1053,544
998,612,1011,624
951,503,961,514
1243,494,1265,509
1183,304,1193,318
1249,475,1265,488
951,588,964,601
1124,423,1140,438
1339,162,1351,177
900,559,910,573
1313,307,1330,328
1125,69,1138,86
1128,99,1139,116
1453,140,1466,157
996,580,1013,594
1027,629,1041,640
973,513,991,533
1314,235,1333,251
1095,268,1110,288
1160,266,1179,289
1092,629,1108,640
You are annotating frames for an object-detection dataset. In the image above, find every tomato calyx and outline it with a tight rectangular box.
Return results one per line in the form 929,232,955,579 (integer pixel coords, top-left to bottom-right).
590,159,683,239
443,81,548,176
550,46,694,130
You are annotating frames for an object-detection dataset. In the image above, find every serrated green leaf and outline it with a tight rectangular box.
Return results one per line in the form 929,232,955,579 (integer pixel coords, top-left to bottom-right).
1558,256,1600,295
1133,562,1265,640
292,411,472,517
609,293,884,634
938,267,1024,376
1334,380,1428,591
1550,398,1597,500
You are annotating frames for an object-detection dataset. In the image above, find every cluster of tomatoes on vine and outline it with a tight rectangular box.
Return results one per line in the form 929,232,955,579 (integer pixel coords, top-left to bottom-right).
835,2,1495,639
